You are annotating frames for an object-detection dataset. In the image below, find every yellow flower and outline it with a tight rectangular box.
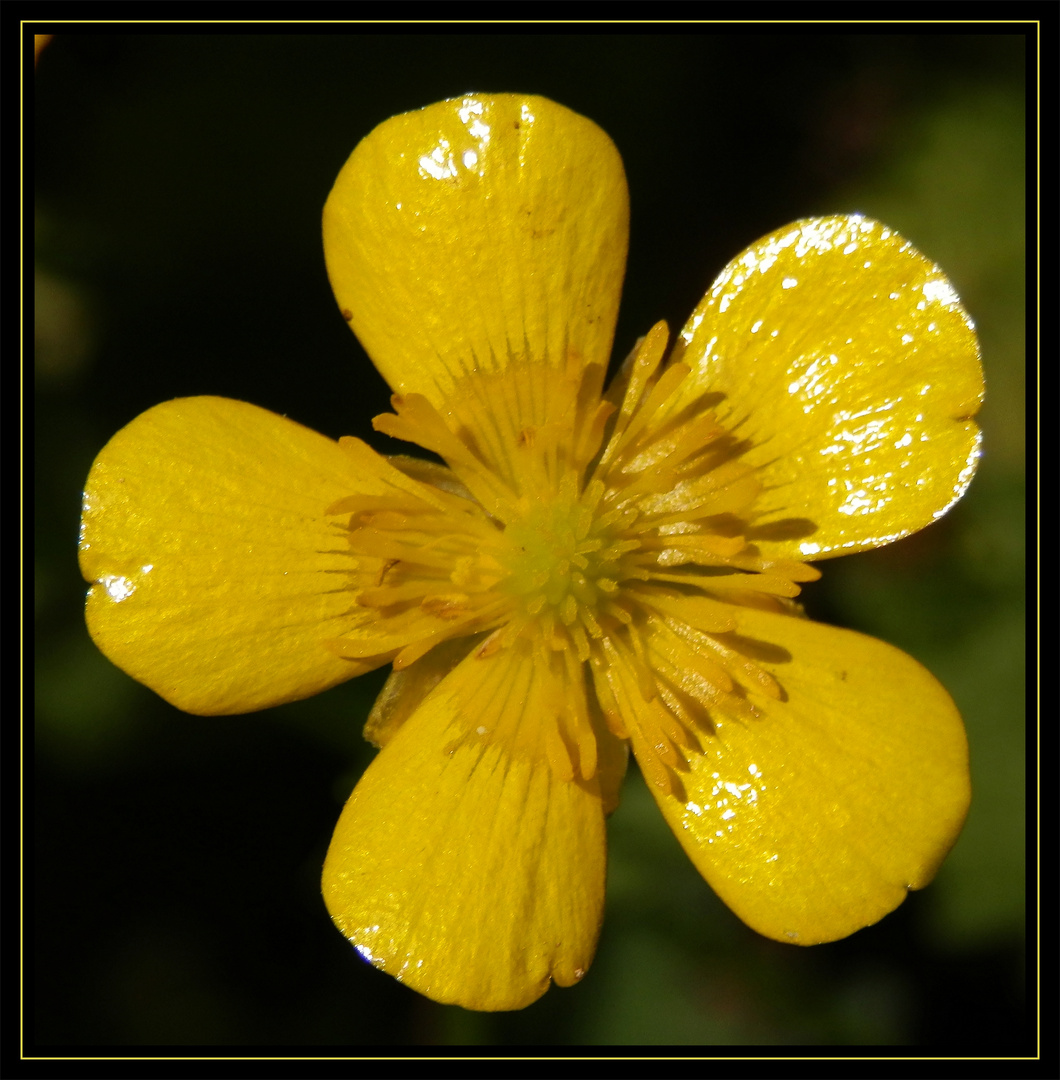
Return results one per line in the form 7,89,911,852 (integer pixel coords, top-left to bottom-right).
79,94,983,1012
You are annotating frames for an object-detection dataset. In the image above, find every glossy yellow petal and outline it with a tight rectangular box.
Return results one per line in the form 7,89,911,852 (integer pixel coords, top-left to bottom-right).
628,606,970,944
80,396,403,714
323,640,608,1010
668,216,983,560
323,94,628,406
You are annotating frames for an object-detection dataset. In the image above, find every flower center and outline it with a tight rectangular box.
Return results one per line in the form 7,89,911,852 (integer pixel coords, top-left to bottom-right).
328,323,821,791
489,474,644,665
503,490,609,610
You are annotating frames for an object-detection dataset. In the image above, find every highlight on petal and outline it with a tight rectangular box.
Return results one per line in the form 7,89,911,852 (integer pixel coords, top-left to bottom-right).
628,604,970,945
668,216,984,560
79,396,403,714
323,638,610,1011
323,94,628,407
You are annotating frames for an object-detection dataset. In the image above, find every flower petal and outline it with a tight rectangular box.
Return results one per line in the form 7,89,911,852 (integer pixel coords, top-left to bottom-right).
323,94,628,405
79,396,402,714
626,606,970,944
323,640,608,1011
668,216,984,559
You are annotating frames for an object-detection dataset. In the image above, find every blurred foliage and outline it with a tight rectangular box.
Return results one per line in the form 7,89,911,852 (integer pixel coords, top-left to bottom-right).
32,29,1030,1053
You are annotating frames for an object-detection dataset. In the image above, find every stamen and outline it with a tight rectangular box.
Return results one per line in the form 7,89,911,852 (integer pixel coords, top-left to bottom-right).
545,721,575,782
611,360,690,456
637,590,738,634
373,395,517,520
569,622,591,663
324,345,815,791
650,570,804,598
596,321,671,471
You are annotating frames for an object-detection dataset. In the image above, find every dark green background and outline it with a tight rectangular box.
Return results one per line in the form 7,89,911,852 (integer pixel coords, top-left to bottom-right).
33,28,1029,1052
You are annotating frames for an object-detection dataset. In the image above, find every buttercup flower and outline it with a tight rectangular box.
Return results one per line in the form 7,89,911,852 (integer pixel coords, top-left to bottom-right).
80,94,983,1012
